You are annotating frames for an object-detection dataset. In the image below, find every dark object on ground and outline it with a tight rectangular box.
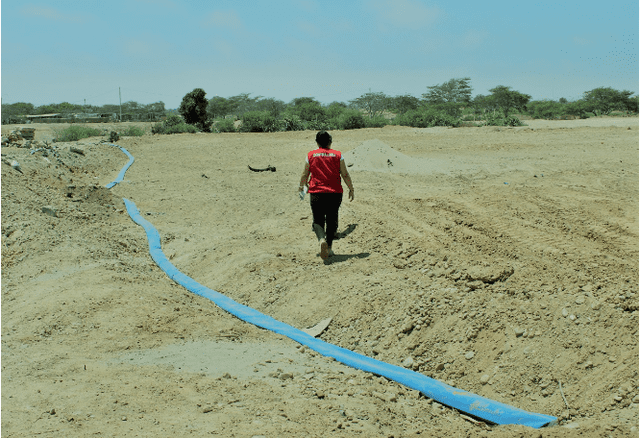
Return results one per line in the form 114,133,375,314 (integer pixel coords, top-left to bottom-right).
248,165,276,172
109,131,119,142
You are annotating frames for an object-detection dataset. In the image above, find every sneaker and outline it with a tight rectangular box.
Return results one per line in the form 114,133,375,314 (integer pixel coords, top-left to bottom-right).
320,239,329,259
328,249,335,257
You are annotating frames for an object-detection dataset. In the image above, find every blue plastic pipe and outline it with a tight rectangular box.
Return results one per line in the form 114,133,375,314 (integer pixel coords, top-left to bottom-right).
105,144,134,189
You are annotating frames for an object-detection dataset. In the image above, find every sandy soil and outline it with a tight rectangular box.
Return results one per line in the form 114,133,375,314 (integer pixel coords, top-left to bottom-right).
2,118,639,437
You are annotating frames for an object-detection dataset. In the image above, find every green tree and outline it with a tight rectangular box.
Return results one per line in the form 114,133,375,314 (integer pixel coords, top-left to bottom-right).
527,100,564,120
207,96,235,120
228,93,261,117
423,78,472,118
387,94,420,114
349,91,388,118
565,100,595,119
179,88,210,132
488,85,531,118
2,102,35,116
255,97,286,118
57,102,83,114
583,87,635,115
145,102,166,113
423,78,472,104
325,101,347,119
285,97,326,122
239,110,281,132
37,104,58,114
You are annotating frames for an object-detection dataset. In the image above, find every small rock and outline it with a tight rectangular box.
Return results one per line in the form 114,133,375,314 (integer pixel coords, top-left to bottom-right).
435,363,445,371
514,328,525,337
563,422,580,429
121,416,127,421
464,351,475,360
42,206,57,217
402,357,414,368
569,314,576,321
562,308,569,317
591,302,601,310
632,394,639,404
581,284,594,292
575,296,586,305
400,321,414,333
466,280,485,290
480,374,490,385
279,372,294,380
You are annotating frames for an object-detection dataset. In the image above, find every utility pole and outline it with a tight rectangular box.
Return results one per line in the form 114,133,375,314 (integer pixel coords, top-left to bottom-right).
119,87,122,122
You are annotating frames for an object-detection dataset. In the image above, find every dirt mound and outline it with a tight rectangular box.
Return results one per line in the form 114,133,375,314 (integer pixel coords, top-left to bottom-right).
343,139,423,173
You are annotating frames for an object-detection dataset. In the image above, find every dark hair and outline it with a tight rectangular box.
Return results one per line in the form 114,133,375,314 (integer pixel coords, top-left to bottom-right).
315,130,332,149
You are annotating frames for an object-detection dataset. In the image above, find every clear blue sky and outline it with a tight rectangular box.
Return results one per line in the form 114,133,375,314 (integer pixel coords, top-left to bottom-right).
2,0,638,109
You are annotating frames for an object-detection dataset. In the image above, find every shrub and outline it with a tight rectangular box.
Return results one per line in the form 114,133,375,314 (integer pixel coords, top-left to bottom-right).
214,118,236,133
483,114,524,127
55,125,102,142
394,109,460,128
364,116,389,128
239,111,282,132
306,119,332,131
168,123,198,134
336,109,366,130
282,115,305,131
527,100,564,120
504,116,524,127
121,126,145,136
164,114,184,127
151,116,198,134
151,122,166,134
484,113,505,126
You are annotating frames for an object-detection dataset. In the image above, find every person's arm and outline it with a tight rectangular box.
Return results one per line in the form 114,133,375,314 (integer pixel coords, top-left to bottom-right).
340,160,354,201
299,162,310,193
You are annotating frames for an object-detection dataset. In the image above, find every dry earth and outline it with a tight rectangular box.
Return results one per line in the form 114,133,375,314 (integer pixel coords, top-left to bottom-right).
2,118,639,437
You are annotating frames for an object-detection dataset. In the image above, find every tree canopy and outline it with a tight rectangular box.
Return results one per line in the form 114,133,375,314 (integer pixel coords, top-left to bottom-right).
488,85,531,117
349,91,388,118
583,87,636,115
423,78,472,104
179,88,210,132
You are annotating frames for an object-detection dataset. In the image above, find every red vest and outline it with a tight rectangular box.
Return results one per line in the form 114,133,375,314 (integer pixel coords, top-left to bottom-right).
307,148,343,193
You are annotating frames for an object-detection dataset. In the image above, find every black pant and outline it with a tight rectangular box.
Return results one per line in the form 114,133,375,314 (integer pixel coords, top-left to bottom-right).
310,193,343,247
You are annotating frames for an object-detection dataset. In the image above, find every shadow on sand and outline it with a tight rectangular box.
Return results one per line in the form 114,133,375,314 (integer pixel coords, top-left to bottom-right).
323,252,370,265
334,223,357,240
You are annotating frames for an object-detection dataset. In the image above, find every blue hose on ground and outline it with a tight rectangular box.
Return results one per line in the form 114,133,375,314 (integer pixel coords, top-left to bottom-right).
108,145,557,428
121,197,557,429
105,144,134,189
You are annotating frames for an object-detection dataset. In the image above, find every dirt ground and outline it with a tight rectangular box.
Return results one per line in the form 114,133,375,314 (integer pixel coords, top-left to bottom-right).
2,118,638,437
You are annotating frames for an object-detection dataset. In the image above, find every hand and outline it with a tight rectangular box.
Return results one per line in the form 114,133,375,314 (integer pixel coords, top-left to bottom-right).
348,189,354,202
